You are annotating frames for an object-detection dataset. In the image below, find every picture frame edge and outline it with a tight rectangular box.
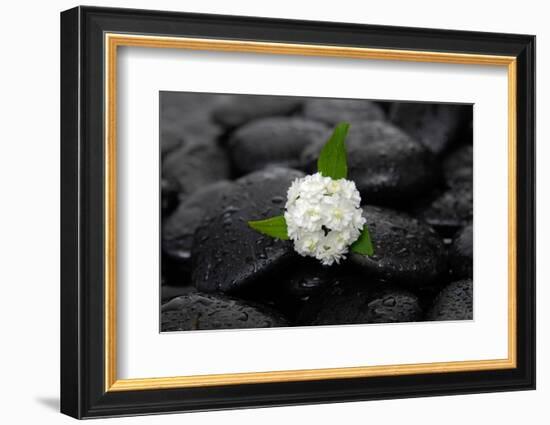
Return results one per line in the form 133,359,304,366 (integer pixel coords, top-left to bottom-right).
60,6,536,419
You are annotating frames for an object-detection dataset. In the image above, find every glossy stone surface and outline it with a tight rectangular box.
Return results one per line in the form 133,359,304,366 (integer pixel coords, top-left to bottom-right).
390,102,470,155
298,280,422,325
420,181,473,233
161,292,288,331
162,181,234,275
350,206,447,288
448,223,473,279
427,279,473,321
192,167,304,294
280,259,338,302
301,121,434,205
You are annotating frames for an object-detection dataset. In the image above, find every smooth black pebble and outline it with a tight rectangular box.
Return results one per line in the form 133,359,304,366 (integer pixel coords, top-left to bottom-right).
301,121,434,205
443,145,473,188
427,279,473,321
192,167,304,294
350,206,447,288
298,280,422,325
212,95,301,128
161,292,288,331
228,117,329,174
281,258,338,302
420,181,473,234
163,181,234,277
162,143,231,197
160,92,226,151
390,102,471,155
449,223,473,279
301,98,385,126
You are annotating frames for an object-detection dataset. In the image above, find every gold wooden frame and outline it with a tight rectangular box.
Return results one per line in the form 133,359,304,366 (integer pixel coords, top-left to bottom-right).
104,33,517,392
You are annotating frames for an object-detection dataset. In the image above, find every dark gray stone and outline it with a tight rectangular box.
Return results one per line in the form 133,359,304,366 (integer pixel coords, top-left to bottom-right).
298,280,422,325
390,102,471,155
162,143,231,197
301,121,434,205
350,206,447,288
420,181,473,232
228,117,329,174
160,92,227,151
427,279,473,321
443,145,473,188
281,258,336,302
163,181,234,273
192,167,304,294
212,95,301,128
449,223,473,279
161,118,223,150
301,98,385,126
161,292,288,331
160,123,184,157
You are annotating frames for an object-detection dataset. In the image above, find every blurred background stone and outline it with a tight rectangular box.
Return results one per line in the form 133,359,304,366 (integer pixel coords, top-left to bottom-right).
228,117,329,174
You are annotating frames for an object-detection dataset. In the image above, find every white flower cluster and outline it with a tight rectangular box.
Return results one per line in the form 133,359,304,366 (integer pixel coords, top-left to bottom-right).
284,172,366,266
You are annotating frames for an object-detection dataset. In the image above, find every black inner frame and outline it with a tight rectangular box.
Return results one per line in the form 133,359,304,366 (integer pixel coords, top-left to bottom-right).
60,6,535,419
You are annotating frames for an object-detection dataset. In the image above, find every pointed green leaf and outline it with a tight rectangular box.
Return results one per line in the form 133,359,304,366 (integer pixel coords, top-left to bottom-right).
350,225,374,256
317,122,350,179
248,215,289,240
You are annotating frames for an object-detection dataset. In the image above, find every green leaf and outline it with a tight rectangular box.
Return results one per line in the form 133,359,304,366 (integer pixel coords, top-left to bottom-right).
350,225,374,256
317,122,350,179
247,215,289,240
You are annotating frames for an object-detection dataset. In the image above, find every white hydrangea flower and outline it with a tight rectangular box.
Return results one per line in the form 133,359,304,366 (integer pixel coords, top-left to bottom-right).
284,172,365,266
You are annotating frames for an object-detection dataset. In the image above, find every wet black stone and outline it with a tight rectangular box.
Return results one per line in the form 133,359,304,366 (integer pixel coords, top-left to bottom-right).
228,117,329,174
449,223,473,279
413,286,444,313
443,145,473,188
301,98,385,126
161,178,180,217
162,143,231,197
161,292,289,331
427,279,473,321
298,280,422,326
420,181,473,234
163,181,234,276
390,103,471,155
192,167,304,294
350,206,447,288
281,258,337,302
212,95,301,128
301,121,434,205
239,260,358,320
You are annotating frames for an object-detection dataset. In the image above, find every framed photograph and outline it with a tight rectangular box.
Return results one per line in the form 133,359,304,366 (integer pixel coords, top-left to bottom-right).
60,6,535,419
